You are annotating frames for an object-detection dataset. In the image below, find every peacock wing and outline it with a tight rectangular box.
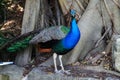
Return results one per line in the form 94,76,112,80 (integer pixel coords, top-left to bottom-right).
29,26,69,44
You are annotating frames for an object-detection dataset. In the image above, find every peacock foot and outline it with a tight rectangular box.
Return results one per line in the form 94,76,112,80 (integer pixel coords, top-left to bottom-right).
55,70,63,75
55,70,71,75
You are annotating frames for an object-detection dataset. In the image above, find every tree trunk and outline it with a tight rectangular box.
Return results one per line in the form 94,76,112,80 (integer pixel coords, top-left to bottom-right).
65,0,103,64
15,0,40,66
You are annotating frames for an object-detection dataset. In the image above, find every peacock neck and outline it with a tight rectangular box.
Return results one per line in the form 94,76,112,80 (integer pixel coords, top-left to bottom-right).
70,18,79,34
62,18,80,49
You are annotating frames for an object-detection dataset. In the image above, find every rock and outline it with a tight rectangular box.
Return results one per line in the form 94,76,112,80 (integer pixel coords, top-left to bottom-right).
0,74,9,80
0,65,119,80
112,35,120,72
105,77,120,80
0,65,24,80
25,67,99,80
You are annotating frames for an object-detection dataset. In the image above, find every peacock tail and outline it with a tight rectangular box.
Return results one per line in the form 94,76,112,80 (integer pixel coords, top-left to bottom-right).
7,35,33,52
0,37,9,47
0,25,70,53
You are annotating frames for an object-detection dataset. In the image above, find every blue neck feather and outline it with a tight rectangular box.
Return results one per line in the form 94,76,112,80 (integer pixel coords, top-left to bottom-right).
62,18,81,49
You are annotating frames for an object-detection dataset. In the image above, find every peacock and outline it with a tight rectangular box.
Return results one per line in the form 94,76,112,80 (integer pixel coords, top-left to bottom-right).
0,9,81,73
30,9,81,73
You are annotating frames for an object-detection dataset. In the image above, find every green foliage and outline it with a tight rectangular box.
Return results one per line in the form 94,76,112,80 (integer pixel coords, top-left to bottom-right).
7,36,33,53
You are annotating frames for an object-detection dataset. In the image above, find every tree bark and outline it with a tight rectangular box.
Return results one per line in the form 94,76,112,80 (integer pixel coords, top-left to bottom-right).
65,0,103,64
15,0,40,66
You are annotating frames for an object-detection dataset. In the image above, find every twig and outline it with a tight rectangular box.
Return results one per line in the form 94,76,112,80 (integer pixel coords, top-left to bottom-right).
75,0,85,11
55,0,61,25
103,0,113,20
0,23,16,31
91,40,112,64
112,0,120,9
103,0,119,34
40,14,45,28
58,0,69,15
48,8,56,26
95,27,111,47
0,23,4,29
3,6,7,23
100,0,108,31
85,39,112,65
85,0,89,4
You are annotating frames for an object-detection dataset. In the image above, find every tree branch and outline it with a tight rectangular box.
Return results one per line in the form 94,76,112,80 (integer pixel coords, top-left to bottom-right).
112,0,120,9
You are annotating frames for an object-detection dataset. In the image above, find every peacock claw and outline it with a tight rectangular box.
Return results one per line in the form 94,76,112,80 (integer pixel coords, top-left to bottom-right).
55,70,59,73
55,70,63,75
62,70,71,74
55,70,71,75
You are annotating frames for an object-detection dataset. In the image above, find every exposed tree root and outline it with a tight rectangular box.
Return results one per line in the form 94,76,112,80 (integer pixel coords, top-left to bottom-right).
85,40,112,65
113,0,120,9
77,65,120,78
23,61,120,79
38,64,120,79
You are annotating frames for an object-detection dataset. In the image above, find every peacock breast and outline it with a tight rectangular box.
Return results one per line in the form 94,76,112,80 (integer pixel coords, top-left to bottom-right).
61,18,81,49
62,30,80,49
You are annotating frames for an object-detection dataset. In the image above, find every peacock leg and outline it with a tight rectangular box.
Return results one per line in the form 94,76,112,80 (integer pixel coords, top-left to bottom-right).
59,55,64,71
53,53,58,72
59,55,70,74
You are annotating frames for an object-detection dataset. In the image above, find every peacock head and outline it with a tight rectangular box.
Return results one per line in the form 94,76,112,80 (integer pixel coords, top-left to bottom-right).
70,9,76,18
70,9,80,21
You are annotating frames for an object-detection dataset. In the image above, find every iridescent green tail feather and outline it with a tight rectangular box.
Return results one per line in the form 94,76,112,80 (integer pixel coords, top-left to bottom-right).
7,36,32,53
0,37,9,47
